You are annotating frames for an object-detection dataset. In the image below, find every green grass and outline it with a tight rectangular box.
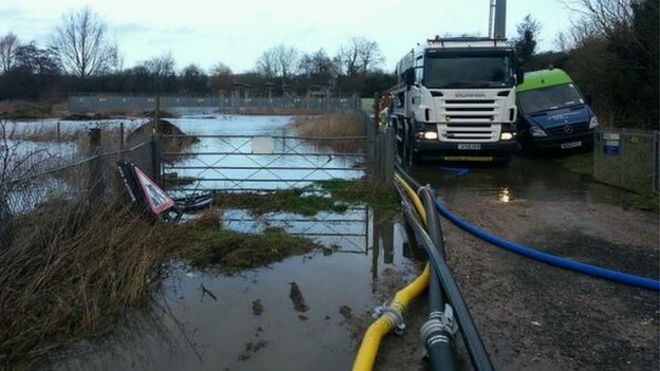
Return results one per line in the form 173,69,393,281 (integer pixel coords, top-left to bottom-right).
216,189,348,216
214,179,400,220
317,178,400,221
554,152,593,176
628,192,660,212
179,227,315,274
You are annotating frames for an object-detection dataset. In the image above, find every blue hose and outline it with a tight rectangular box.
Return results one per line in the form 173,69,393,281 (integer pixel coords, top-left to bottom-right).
434,197,660,291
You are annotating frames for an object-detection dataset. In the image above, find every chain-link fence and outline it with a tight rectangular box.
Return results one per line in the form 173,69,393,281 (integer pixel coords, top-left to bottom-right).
594,129,660,193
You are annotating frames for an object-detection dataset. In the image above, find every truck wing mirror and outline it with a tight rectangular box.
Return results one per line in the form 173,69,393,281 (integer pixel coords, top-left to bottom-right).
405,69,415,86
516,69,525,85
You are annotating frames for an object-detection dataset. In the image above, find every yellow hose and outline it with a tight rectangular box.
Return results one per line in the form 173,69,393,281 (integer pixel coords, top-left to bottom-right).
352,264,430,371
352,172,431,371
394,173,426,223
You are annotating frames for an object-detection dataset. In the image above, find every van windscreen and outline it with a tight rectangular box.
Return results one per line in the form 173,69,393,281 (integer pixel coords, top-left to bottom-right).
518,83,584,113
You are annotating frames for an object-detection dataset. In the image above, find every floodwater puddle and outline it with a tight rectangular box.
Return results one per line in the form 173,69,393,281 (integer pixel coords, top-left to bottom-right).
413,156,627,205
49,208,421,371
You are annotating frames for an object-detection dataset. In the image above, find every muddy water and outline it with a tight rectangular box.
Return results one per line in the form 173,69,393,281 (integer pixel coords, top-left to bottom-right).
49,209,421,371
411,156,624,205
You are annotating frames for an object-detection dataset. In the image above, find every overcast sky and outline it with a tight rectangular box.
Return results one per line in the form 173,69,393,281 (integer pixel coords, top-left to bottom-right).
0,0,576,73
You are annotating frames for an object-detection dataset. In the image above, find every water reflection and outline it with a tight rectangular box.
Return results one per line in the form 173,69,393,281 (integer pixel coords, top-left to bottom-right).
497,187,511,203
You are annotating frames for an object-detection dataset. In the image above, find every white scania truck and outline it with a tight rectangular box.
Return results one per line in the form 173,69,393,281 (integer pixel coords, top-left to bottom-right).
390,36,524,164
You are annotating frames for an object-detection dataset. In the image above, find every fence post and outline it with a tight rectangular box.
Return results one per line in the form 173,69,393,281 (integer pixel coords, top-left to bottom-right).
119,122,125,150
366,113,376,179
154,96,161,134
151,133,162,184
382,127,394,185
87,128,104,200
56,121,61,142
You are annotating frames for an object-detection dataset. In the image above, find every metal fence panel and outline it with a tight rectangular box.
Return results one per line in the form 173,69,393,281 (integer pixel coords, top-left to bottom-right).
68,94,361,114
594,129,659,193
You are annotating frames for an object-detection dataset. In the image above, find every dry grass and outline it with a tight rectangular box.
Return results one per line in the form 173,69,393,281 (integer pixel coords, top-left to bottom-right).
0,202,167,370
0,199,316,369
290,114,365,153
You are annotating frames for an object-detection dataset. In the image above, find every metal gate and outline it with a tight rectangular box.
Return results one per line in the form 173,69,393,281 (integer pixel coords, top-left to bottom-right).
160,134,368,193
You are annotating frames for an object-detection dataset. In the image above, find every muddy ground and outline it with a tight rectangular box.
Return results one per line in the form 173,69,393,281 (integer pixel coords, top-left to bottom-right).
369,186,659,370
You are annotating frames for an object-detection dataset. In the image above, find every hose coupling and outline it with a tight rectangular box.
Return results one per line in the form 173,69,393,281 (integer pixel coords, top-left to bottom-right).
420,304,458,346
373,303,406,336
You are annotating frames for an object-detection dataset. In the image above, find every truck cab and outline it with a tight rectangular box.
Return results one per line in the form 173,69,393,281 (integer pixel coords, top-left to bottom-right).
516,68,599,152
391,37,522,164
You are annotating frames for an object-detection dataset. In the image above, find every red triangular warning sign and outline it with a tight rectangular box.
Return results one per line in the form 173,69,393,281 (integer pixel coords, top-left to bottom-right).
134,166,175,214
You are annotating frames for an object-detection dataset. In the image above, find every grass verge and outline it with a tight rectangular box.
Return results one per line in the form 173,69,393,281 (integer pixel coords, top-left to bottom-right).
553,152,593,176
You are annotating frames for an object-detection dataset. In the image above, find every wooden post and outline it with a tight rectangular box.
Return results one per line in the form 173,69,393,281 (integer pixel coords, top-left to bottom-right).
151,133,162,184
87,128,104,199
382,127,395,185
56,121,61,142
119,122,125,150
154,95,161,134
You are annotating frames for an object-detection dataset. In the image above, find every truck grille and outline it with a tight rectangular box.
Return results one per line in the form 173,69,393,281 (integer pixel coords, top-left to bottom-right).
545,122,590,136
438,98,500,142
443,99,498,123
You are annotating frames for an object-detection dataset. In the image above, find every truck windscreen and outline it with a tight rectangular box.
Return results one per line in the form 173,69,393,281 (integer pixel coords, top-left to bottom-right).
518,83,584,113
424,54,514,89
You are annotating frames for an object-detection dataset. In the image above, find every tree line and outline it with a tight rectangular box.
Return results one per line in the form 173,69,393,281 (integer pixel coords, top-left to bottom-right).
512,0,658,128
0,7,395,102
1,2,657,127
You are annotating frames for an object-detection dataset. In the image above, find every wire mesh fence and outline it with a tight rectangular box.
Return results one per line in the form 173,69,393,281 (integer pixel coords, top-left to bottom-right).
0,137,155,245
594,129,660,193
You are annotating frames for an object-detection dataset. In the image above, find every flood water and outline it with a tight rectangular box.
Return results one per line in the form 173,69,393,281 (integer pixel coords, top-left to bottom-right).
23,115,635,370
411,156,624,206
40,115,414,371
50,209,418,371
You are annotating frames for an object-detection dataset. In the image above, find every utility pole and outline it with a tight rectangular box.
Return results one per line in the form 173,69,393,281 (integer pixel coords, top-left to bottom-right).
493,0,507,39
488,0,496,38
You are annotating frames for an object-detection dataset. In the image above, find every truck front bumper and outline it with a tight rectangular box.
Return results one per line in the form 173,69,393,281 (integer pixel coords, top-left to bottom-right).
415,140,519,160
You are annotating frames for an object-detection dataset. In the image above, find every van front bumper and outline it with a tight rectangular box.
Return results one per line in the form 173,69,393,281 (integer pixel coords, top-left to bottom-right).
530,131,594,151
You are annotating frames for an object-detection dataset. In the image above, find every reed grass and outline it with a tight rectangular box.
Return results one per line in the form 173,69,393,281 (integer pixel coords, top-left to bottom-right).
290,114,365,153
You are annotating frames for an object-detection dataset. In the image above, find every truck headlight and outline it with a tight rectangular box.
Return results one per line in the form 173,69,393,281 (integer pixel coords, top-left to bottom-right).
589,116,599,129
500,132,514,141
530,126,547,137
422,131,438,140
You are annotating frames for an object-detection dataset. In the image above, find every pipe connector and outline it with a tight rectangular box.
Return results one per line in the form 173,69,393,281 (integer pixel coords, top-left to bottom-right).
420,304,458,346
373,303,406,336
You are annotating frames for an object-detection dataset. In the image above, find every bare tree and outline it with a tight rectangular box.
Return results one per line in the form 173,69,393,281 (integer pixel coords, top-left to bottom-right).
52,7,119,78
255,44,299,79
140,52,176,92
209,62,233,92
274,44,299,79
210,62,232,76
255,47,279,79
143,52,176,77
336,37,384,76
0,33,19,74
